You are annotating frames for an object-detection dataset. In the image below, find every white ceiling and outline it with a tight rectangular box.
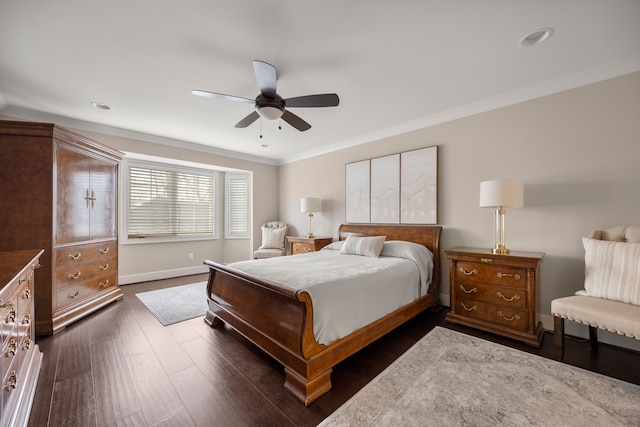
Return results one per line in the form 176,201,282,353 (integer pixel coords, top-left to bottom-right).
1,1,639,165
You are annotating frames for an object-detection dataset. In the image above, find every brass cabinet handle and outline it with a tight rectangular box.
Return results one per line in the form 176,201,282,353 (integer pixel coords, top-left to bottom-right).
459,285,477,294
67,271,81,280
99,280,110,288
5,310,16,324
496,291,520,302
4,371,17,392
21,313,31,325
99,263,109,271
32,262,41,270
21,336,32,351
68,290,80,299
99,247,110,254
497,311,520,322
0,301,15,310
461,302,478,312
480,257,493,263
497,272,521,280
68,252,82,260
459,267,478,276
21,287,31,299
4,338,17,357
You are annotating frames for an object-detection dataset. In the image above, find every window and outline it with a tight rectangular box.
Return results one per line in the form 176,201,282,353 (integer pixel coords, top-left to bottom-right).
225,172,250,239
127,161,217,241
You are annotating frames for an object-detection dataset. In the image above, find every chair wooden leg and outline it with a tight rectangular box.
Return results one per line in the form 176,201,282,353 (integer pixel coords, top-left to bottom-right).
589,325,599,352
554,316,565,361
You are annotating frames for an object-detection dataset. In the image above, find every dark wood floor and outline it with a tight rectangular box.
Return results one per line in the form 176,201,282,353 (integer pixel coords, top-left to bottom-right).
28,274,640,427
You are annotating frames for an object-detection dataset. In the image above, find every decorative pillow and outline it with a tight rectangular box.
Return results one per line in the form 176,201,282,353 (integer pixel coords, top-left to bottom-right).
321,241,345,251
583,237,640,305
339,236,386,258
259,226,286,250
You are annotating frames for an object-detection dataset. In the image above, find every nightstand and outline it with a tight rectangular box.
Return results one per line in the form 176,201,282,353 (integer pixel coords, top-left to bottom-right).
445,247,544,347
287,236,333,255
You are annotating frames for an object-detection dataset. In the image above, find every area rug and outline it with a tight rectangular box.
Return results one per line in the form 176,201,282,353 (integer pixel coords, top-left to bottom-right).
135,282,208,326
319,326,640,426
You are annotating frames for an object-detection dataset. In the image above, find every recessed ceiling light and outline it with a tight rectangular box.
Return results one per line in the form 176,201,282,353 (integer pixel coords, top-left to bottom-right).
518,28,553,47
91,102,111,110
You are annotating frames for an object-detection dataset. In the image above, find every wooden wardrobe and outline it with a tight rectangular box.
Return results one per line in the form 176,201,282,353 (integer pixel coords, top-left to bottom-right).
0,120,123,336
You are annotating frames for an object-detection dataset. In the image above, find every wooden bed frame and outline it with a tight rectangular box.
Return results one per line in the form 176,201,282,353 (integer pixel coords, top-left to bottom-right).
203,223,442,405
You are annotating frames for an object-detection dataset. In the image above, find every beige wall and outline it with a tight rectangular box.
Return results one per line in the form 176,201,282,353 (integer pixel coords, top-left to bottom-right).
279,71,640,349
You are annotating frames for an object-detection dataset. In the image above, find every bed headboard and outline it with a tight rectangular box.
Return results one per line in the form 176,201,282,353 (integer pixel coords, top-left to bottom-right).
337,223,442,295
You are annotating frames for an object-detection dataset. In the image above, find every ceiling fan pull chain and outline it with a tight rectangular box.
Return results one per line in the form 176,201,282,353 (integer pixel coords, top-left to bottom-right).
278,118,282,130
259,118,263,139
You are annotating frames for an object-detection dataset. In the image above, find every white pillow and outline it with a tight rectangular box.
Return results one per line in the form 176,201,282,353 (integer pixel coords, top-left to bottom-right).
259,226,286,250
321,241,345,251
583,237,640,305
339,236,386,258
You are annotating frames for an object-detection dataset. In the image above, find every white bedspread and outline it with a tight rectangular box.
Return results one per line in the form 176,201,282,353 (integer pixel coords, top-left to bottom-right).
227,242,433,345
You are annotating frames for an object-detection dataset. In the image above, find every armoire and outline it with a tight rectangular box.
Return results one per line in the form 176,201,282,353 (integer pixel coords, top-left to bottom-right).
0,120,123,336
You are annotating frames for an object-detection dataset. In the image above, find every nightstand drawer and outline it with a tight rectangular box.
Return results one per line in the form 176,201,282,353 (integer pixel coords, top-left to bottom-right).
455,261,528,288
455,298,528,330
292,243,314,255
454,282,527,310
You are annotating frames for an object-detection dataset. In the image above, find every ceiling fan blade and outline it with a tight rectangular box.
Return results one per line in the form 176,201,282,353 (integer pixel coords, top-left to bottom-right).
284,93,340,108
235,111,260,128
191,89,254,103
282,110,311,132
253,60,277,98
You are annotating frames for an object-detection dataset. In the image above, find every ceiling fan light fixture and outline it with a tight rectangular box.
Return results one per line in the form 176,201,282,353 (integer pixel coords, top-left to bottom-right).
257,105,284,120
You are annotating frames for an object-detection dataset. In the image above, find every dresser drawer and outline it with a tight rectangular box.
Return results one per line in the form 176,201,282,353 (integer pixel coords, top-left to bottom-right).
455,261,528,288
291,242,315,255
454,282,527,310
55,240,116,267
455,298,528,331
55,271,117,311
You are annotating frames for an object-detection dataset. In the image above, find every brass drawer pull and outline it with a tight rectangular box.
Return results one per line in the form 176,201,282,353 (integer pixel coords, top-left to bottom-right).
19,276,28,284
21,336,32,351
68,271,81,280
497,272,520,280
99,263,109,271
4,371,17,392
32,263,41,270
480,257,493,263
459,268,478,276
497,311,520,322
0,301,15,310
68,290,80,299
68,252,82,260
22,287,31,299
461,302,478,312
497,291,520,302
99,247,110,254
5,310,16,324
4,338,17,357
99,280,110,288
459,285,477,294
21,313,31,325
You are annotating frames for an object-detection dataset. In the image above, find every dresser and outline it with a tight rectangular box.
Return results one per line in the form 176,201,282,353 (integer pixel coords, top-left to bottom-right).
445,247,544,347
287,236,333,255
0,120,123,336
0,250,43,427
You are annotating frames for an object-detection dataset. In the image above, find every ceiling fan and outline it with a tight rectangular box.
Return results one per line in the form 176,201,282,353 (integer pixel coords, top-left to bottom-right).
192,60,339,132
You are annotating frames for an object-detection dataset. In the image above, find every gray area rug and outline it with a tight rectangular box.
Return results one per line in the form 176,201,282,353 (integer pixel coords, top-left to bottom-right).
319,326,640,426
135,282,208,326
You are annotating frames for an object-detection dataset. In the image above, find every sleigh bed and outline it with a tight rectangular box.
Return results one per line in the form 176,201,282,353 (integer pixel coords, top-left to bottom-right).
203,223,442,405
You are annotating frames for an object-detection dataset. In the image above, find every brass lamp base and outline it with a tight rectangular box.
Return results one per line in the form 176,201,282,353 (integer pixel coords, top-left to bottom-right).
491,245,510,255
307,233,315,239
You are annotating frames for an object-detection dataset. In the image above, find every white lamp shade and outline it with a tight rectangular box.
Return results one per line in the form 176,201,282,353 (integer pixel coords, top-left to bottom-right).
301,197,321,213
479,180,524,208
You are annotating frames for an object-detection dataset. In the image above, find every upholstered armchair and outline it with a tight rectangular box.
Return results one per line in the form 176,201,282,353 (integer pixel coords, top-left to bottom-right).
551,225,640,360
254,221,287,259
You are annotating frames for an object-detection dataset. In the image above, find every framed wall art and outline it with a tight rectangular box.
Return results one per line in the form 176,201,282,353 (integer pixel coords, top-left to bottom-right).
401,146,438,224
345,159,370,223
370,154,400,223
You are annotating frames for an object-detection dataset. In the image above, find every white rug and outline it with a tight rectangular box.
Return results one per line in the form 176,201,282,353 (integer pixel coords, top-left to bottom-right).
319,327,640,426
135,282,208,326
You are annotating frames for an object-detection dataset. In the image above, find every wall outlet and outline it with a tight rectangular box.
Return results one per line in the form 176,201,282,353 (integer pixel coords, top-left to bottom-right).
188,252,194,260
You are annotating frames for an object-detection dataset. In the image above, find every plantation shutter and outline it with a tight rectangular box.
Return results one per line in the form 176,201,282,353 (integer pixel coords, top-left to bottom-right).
128,165,215,238
226,172,250,238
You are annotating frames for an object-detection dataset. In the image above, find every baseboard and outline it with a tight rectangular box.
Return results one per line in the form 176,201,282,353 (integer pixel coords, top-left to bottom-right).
119,265,208,285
